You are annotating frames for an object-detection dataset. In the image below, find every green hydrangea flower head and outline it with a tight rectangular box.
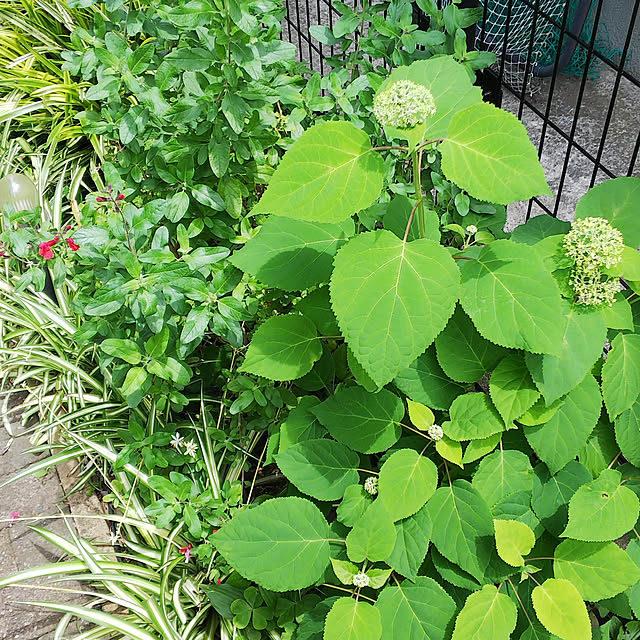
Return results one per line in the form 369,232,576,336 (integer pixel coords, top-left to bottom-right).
364,476,378,495
569,268,622,306
563,216,624,270
353,573,370,588
373,80,436,129
427,424,444,441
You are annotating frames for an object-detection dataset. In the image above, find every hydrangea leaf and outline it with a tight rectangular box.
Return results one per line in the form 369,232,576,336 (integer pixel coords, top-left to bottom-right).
511,215,571,244
490,354,541,425
275,439,359,501
451,585,517,640
524,375,602,474
459,240,565,355
375,577,457,640
337,484,373,527
562,469,640,541
295,287,340,335
311,386,403,454
462,433,501,464
554,539,640,602
601,333,640,420
379,449,438,521
575,176,640,249
394,346,465,410
494,519,536,567
430,547,482,591
331,230,459,386
387,505,433,580
278,396,326,453
435,305,508,383
230,217,354,291
493,491,543,537
440,102,552,205
346,500,397,563
436,435,464,467
427,480,495,582
526,302,607,405
578,417,619,477
444,392,505,441
531,578,592,640
614,397,640,466
214,497,330,591
472,450,534,508
252,121,384,223
407,399,435,430
518,395,563,426
324,598,382,640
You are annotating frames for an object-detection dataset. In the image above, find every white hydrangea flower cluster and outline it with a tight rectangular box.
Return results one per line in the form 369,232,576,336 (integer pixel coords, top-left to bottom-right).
364,476,378,495
373,80,436,129
352,573,370,588
427,424,444,441
563,217,624,306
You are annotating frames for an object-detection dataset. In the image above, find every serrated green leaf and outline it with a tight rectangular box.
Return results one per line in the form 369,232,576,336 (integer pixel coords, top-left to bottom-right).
387,505,433,580
366,568,392,589
253,121,384,223
295,287,340,335
394,346,465,410
331,230,459,386
531,578,591,640
346,500,396,563
575,176,640,249
275,440,359,501
230,217,353,291
435,305,508,383
531,462,592,537
459,240,565,354
312,386,402,453
337,484,373,527
518,395,563,427
554,539,640,602
430,547,482,591
511,216,571,244
427,480,495,582
578,417,618,477
562,469,640,541
241,314,322,381
526,303,607,405
324,598,382,640
494,519,535,566
524,375,602,474
214,497,330,591
600,293,633,330
493,491,543,536
278,396,326,453
379,449,438,521
602,333,640,419
375,576,457,640
490,354,540,425
614,396,640,466
407,400,435,430
462,433,501,464
472,450,534,508
330,558,359,585
451,585,517,640
436,436,464,467
440,102,552,204
444,392,505,441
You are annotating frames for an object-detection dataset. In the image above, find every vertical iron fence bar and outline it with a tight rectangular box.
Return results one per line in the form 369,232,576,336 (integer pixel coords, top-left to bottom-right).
317,0,324,74
588,0,640,187
517,0,541,120
294,0,304,60
552,0,605,217
305,0,314,68
525,0,574,218
629,130,640,176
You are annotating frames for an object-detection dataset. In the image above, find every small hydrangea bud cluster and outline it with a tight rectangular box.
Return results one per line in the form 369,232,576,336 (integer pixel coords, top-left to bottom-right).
352,573,370,588
364,476,378,495
563,217,624,306
466,225,478,235
373,80,436,129
428,424,443,441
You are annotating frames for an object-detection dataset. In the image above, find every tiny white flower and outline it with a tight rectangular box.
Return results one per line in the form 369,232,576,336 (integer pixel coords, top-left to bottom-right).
353,573,370,588
466,225,478,235
183,440,198,457
170,432,185,449
364,477,378,495
428,424,444,441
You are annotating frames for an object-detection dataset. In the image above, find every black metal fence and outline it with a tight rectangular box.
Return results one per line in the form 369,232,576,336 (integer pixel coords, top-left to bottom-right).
282,0,640,221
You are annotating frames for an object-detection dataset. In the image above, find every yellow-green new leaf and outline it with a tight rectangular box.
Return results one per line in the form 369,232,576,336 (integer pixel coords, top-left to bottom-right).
531,578,591,640
407,399,435,430
494,519,536,566
451,585,517,640
324,598,382,640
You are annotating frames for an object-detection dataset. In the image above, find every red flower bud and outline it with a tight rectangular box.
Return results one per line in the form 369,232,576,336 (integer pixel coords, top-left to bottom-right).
65,225,72,231
66,238,80,251
217,578,222,584
117,193,125,201
96,196,106,202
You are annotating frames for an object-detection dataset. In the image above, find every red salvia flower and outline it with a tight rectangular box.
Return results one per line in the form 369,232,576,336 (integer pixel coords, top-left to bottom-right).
38,236,59,259
66,238,80,251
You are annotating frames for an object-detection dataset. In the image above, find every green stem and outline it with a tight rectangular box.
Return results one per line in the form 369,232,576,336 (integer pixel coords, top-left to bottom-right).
412,149,425,238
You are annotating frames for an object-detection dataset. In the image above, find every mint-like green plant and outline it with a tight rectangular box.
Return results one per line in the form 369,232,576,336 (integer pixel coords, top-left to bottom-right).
214,53,640,640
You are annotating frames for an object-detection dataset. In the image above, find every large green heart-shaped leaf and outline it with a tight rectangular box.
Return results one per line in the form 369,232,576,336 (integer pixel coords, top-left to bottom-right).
252,121,384,223
472,449,534,508
275,439,359,501
324,598,382,640
494,519,536,567
278,396,325,453
459,240,565,355
230,217,353,291
601,333,640,420
525,375,602,474
562,469,640,542
614,397,640,466
346,500,397,563
241,314,322,381
440,102,552,205
311,386,403,453
490,354,540,425
532,579,591,640
444,392,505,441
554,539,640,602
451,585,517,640
575,176,640,249
375,577,457,640
387,505,433,580
214,497,330,591
331,230,459,386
